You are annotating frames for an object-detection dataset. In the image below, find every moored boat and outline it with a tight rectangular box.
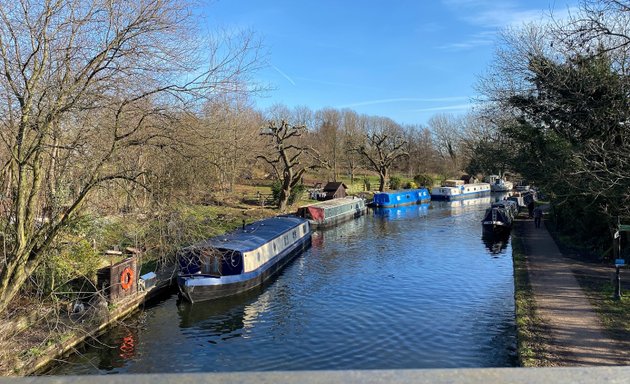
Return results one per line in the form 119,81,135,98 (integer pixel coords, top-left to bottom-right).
486,175,514,192
481,200,518,233
371,188,430,208
297,197,366,229
177,215,311,303
431,180,491,201
508,190,535,209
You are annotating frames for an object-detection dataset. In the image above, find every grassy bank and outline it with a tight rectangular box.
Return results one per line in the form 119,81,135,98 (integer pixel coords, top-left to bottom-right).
512,226,552,367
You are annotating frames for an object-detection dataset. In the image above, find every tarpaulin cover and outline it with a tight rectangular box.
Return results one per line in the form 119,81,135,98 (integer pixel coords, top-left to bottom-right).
308,206,325,222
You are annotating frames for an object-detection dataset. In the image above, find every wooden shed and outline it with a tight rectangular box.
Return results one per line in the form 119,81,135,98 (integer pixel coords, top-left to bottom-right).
321,182,348,200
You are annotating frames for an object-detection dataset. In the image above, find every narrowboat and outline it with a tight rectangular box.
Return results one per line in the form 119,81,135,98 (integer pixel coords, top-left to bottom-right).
297,197,366,229
177,215,311,303
371,188,431,208
430,180,491,201
508,190,535,209
481,200,519,233
486,175,514,192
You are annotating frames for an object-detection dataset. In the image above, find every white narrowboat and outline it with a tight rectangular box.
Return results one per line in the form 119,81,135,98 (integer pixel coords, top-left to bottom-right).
431,180,491,201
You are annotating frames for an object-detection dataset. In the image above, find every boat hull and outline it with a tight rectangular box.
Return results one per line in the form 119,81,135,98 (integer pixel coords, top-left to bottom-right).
375,197,430,208
178,233,311,303
431,190,491,201
482,221,512,235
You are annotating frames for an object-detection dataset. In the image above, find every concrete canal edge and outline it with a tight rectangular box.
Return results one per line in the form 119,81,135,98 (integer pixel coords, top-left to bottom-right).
4,367,630,383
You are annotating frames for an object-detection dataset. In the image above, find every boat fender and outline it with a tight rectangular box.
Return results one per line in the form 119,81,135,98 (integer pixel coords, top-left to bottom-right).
120,267,134,290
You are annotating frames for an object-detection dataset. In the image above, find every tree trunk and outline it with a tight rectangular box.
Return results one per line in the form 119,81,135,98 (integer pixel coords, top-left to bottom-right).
278,172,292,212
378,169,387,192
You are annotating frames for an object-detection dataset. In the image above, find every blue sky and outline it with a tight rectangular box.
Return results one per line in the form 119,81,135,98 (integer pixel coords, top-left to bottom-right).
202,0,577,125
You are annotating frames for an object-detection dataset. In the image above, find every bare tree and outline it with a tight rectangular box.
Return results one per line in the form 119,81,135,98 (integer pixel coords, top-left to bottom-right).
356,117,408,191
340,110,365,184
314,108,342,181
0,0,262,312
428,114,465,176
258,120,326,212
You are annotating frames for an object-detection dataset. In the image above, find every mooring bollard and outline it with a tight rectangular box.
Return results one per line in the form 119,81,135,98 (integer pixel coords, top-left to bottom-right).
613,258,624,300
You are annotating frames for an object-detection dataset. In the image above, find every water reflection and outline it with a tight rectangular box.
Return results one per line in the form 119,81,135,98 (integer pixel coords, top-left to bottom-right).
371,203,430,221
436,196,492,211
481,232,511,256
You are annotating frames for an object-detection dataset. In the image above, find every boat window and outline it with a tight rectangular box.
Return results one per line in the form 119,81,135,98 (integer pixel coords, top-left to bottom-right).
293,230,297,239
284,235,289,246
257,252,261,262
273,243,276,252
198,248,223,276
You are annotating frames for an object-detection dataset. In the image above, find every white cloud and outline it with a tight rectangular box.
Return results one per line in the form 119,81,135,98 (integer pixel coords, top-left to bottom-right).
437,31,495,51
438,1,579,52
442,0,576,28
413,103,476,113
338,97,469,109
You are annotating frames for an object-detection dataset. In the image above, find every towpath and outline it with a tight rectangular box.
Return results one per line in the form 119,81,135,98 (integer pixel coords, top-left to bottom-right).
515,212,630,366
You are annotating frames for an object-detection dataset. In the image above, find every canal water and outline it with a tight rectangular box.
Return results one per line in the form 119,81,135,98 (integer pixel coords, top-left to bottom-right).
46,196,516,375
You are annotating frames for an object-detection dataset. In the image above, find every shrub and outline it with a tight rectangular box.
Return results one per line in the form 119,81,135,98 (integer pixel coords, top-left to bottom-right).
271,180,305,206
404,181,418,189
413,174,434,187
389,176,402,190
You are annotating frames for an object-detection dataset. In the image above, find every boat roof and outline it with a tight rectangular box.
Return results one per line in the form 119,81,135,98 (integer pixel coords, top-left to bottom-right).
188,215,307,253
373,188,428,196
491,200,518,209
299,197,363,209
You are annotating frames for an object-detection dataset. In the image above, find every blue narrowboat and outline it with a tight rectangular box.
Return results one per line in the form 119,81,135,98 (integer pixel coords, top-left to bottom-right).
371,188,431,208
177,215,311,303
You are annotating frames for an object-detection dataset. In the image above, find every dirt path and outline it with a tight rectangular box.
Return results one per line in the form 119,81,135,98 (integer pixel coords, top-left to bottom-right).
516,215,630,366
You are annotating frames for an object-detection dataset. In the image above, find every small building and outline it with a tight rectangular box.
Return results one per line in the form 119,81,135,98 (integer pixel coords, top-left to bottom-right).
321,182,348,200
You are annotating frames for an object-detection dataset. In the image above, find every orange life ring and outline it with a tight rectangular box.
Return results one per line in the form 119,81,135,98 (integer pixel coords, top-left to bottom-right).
120,267,134,290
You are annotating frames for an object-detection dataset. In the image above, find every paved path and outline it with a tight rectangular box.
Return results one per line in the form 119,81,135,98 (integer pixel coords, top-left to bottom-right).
517,216,630,366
